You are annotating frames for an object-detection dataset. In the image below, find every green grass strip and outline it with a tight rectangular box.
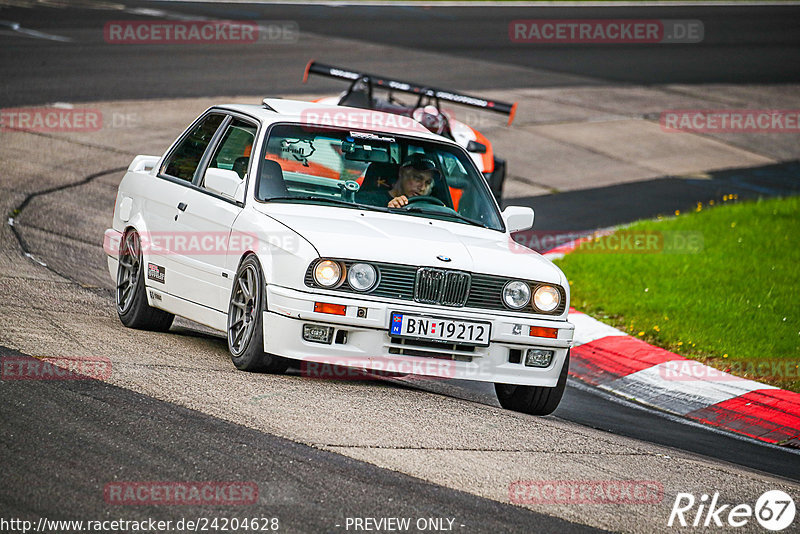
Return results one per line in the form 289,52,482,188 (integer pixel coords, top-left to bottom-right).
556,195,800,391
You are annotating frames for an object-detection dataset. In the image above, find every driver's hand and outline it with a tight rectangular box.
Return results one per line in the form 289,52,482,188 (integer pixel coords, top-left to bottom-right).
388,195,409,208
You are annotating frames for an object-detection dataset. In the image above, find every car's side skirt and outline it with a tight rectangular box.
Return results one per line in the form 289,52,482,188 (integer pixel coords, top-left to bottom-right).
146,287,227,333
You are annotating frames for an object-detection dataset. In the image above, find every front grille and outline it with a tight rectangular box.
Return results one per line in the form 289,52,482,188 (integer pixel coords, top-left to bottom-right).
304,261,416,301
414,268,470,307
388,337,475,362
467,274,568,316
371,264,416,300
466,274,506,310
304,260,566,315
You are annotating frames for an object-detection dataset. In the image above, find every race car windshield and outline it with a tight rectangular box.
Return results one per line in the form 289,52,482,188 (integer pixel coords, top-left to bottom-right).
257,123,504,231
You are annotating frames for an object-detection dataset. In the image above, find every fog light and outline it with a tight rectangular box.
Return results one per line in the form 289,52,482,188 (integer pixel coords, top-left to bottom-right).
303,324,333,344
524,349,554,368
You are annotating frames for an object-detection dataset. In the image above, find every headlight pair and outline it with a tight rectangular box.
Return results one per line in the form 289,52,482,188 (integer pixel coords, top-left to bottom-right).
313,260,378,292
502,281,561,313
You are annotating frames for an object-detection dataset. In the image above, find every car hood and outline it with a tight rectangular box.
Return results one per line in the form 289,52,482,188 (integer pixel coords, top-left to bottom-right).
253,203,564,284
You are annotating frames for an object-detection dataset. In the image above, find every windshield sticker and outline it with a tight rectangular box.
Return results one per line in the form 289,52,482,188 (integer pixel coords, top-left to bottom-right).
349,131,395,143
280,139,315,167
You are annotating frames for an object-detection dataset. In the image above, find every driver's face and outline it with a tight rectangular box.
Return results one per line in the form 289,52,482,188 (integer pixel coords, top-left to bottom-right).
398,167,434,197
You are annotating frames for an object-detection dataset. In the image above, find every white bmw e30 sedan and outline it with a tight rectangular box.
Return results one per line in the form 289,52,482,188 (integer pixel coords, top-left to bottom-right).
104,98,574,415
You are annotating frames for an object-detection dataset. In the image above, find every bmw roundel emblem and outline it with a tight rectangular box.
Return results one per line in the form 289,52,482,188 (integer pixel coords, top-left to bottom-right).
436,255,451,262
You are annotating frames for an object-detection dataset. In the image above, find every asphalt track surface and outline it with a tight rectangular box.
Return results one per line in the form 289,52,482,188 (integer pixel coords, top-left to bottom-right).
0,346,602,533
528,160,800,232
1,1,800,531
2,2,800,106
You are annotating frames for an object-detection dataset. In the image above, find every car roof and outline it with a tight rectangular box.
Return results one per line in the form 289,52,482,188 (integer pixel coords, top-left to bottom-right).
216,99,450,143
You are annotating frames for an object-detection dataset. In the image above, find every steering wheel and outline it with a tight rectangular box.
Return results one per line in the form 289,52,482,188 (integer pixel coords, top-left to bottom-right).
404,195,446,208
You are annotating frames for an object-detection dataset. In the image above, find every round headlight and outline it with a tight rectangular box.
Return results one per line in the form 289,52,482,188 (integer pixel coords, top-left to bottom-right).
503,281,531,309
347,263,377,292
314,260,343,288
533,285,560,312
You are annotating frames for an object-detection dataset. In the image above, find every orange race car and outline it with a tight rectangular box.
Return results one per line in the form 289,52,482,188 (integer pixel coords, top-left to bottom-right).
301,61,517,203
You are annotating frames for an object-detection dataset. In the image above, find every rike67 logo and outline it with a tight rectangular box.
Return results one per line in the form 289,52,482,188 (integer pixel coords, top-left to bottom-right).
668,490,795,531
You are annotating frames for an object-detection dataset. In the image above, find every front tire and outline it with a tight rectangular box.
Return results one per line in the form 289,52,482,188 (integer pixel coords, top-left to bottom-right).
116,230,174,332
227,255,289,373
494,349,570,416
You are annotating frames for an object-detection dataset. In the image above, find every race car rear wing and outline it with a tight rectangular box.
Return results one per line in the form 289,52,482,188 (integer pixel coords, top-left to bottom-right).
303,60,518,126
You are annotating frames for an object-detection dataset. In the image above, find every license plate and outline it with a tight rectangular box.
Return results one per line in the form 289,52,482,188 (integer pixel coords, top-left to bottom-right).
390,312,491,346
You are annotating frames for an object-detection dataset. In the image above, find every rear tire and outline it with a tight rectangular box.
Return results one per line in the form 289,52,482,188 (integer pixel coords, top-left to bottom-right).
494,349,569,416
116,230,174,332
227,255,289,373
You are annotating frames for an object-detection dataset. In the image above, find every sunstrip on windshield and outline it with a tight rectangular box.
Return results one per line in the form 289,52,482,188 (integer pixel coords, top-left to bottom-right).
302,60,518,126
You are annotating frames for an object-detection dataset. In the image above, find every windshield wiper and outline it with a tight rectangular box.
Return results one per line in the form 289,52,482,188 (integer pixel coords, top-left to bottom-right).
263,196,389,212
402,206,489,229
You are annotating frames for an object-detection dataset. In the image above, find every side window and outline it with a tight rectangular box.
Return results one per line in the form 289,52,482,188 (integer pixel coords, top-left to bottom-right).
205,119,257,182
162,113,225,182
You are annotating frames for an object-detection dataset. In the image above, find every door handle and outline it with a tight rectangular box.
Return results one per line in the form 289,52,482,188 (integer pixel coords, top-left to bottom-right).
177,202,188,212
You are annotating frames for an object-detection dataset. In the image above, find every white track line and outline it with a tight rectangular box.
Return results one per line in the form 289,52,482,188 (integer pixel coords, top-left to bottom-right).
0,21,72,42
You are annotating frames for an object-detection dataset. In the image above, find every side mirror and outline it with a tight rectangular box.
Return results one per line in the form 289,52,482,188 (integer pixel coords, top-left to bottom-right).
502,206,534,233
466,140,487,154
205,168,243,202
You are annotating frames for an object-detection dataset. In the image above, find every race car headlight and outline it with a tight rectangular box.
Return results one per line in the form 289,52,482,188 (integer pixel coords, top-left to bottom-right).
347,263,377,292
314,260,343,288
503,281,531,310
533,285,560,312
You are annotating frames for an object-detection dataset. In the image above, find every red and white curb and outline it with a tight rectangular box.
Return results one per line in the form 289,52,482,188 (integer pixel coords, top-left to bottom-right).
540,248,800,447
566,309,800,447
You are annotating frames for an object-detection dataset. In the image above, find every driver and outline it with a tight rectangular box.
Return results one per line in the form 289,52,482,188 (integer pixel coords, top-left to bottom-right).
386,154,438,208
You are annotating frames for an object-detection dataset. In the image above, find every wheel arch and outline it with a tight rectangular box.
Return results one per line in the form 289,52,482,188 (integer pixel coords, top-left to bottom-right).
118,217,153,288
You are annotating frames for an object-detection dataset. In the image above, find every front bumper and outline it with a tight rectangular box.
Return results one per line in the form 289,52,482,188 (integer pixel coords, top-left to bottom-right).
264,285,573,386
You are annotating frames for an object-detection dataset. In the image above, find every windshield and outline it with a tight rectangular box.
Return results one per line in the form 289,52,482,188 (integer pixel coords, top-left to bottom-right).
256,123,504,231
